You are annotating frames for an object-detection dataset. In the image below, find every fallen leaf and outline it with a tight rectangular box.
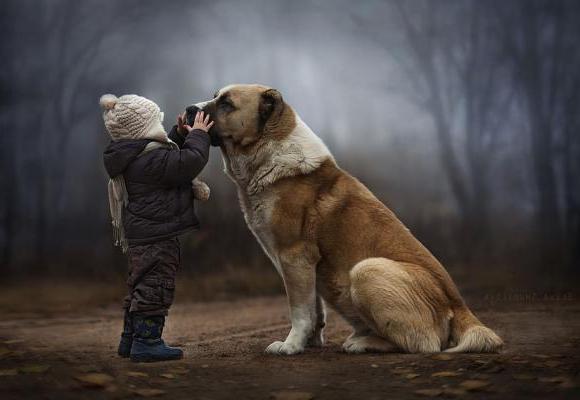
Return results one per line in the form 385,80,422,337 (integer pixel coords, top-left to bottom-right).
513,374,535,380
430,354,453,361
131,388,166,397
459,380,490,391
393,368,415,375
168,368,188,375
201,364,209,368
105,384,118,393
270,391,314,400
544,360,562,368
75,373,115,388
19,365,50,374
0,348,12,357
405,373,421,379
442,388,467,397
160,373,175,379
128,371,149,378
432,371,461,378
532,354,551,359
558,380,578,389
371,364,379,368
76,365,101,373
538,376,568,383
414,388,443,397
3,339,24,344
0,369,18,376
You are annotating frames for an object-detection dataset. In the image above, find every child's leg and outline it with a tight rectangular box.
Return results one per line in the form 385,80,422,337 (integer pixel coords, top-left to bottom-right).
125,237,182,362
126,237,180,316
117,259,136,357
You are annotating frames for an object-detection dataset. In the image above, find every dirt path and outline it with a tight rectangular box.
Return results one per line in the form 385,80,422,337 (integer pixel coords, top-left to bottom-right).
1,296,579,399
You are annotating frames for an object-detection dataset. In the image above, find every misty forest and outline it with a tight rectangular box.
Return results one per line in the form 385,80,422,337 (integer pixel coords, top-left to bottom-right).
2,2,580,399
1,0,579,294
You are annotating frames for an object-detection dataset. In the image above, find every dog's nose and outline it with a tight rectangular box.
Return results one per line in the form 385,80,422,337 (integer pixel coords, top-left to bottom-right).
185,105,200,125
186,105,200,114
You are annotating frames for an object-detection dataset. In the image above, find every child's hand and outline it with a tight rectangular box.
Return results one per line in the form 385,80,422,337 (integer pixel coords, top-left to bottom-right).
178,111,214,134
177,112,188,135
192,111,214,133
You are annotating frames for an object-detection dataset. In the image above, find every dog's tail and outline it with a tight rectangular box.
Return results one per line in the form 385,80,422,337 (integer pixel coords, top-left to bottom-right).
445,306,503,353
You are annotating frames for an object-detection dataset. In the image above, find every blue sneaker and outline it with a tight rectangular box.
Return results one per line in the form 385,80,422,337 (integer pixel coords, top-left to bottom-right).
130,315,183,362
117,310,133,358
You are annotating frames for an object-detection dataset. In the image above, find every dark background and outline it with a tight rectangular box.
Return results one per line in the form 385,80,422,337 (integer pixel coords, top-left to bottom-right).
1,0,579,299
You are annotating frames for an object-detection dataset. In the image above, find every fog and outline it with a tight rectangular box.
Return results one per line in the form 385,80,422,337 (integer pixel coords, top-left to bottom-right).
1,0,579,293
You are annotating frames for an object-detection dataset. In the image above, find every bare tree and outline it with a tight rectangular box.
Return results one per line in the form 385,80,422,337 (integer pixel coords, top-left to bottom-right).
357,0,513,259
496,0,580,266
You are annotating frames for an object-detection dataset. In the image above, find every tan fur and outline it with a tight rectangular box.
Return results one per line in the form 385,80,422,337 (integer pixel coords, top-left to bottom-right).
197,84,503,355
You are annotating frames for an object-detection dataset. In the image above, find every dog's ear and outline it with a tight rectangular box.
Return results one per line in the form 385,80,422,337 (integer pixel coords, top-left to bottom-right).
259,88,284,127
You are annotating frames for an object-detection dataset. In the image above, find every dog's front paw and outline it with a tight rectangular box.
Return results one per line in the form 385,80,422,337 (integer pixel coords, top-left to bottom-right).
342,338,367,354
265,340,304,355
307,332,325,347
192,178,210,201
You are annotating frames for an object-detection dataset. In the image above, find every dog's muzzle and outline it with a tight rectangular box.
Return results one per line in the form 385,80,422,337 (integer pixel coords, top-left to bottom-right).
185,105,222,147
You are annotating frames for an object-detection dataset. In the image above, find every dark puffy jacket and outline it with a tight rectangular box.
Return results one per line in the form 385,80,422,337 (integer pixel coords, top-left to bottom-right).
103,126,210,245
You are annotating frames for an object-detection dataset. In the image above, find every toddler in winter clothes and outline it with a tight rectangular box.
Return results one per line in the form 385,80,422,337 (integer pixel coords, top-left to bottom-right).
100,94,213,362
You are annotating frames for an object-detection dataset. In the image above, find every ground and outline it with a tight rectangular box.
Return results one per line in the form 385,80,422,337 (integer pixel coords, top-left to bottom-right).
1,295,579,400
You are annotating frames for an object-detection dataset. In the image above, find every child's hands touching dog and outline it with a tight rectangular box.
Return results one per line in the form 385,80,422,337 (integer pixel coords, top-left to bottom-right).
177,111,214,135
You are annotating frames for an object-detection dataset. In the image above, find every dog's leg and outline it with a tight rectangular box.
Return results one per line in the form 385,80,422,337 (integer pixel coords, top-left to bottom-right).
349,257,445,353
307,295,326,347
343,332,397,353
265,244,318,355
340,321,396,353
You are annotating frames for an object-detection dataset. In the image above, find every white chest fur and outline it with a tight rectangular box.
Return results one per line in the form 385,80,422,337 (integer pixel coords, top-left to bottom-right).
221,114,333,276
238,189,283,275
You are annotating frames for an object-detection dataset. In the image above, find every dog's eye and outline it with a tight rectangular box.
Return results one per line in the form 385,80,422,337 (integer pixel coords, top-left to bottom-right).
219,101,234,112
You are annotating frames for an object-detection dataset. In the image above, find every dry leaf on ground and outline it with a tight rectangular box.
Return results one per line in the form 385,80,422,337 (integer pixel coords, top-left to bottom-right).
131,388,166,397
19,365,50,373
0,348,12,357
160,373,176,379
75,373,115,388
538,376,569,384
459,379,490,391
0,369,18,376
270,391,314,400
128,371,149,377
442,388,467,396
432,371,461,378
513,374,535,380
393,368,415,375
168,368,188,375
414,388,443,397
430,354,453,361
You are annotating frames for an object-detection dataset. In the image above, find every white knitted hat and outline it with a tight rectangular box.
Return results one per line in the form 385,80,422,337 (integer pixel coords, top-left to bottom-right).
99,94,167,142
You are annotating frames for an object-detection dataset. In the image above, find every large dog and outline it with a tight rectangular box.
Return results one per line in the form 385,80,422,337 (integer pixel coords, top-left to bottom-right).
188,84,503,355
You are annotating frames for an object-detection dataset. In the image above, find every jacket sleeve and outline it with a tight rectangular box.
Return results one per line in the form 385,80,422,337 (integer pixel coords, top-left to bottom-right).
168,125,186,148
160,130,210,186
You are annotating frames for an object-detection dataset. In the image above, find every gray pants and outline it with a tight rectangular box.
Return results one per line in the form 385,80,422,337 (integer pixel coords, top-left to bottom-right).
123,237,180,316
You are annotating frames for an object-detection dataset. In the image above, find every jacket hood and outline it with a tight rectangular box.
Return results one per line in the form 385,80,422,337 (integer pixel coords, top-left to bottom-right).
103,139,150,178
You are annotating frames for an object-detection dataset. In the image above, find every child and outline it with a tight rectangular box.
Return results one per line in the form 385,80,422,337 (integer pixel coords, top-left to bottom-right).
100,94,213,362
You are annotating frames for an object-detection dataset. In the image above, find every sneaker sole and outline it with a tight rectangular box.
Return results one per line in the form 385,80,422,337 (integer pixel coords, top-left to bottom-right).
130,353,183,363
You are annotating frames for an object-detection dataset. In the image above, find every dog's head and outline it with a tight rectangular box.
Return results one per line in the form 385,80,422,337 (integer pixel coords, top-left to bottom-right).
186,84,293,148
